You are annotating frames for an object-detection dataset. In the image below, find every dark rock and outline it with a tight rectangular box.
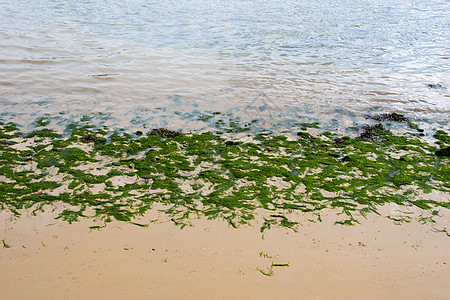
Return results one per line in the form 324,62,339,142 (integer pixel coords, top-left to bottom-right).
435,147,450,157
427,84,447,90
366,113,409,123
147,128,182,138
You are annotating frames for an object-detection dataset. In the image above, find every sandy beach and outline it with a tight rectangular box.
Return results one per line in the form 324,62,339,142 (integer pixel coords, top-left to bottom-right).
1,207,449,300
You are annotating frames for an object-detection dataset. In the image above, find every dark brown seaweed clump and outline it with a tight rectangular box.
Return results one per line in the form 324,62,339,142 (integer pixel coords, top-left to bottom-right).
333,136,349,146
358,124,385,142
148,128,182,138
80,134,97,143
366,113,409,123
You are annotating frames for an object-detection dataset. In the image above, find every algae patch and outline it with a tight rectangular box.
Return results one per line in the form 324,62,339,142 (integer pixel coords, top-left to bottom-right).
0,119,449,233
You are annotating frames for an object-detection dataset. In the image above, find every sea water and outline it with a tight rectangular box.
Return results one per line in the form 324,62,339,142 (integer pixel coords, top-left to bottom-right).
0,0,448,132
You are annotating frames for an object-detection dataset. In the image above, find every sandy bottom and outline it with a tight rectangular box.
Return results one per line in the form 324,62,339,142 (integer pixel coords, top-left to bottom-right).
1,208,449,300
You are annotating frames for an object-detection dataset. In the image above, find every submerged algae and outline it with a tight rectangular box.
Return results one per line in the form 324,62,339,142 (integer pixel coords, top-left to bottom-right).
0,119,449,233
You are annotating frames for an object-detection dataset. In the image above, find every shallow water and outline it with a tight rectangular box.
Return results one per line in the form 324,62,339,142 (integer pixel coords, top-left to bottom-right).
0,0,449,131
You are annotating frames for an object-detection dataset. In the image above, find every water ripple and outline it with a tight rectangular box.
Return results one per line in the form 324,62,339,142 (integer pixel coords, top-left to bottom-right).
0,0,448,128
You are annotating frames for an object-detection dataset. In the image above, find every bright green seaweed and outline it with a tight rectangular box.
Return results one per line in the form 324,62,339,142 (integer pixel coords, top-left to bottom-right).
0,114,448,233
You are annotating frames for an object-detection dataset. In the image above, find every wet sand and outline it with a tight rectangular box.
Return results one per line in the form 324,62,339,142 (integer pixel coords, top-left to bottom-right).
1,208,449,300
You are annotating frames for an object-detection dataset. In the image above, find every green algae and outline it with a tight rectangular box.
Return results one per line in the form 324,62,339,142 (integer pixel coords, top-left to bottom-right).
0,123,21,139
298,122,320,130
25,128,62,139
35,117,50,127
2,239,11,248
257,252,290,277
0,118,449,233
434,130,449,147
